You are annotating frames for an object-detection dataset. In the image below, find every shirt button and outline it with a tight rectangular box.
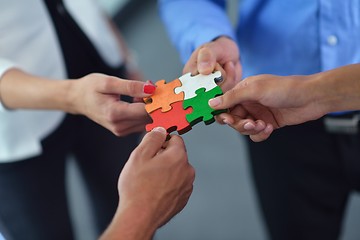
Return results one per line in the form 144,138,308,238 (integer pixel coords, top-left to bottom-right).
327,35,338,46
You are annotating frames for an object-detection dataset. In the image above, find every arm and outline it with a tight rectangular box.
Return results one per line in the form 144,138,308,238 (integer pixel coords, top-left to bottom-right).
159,0,241,91
159,0,236,63
209,63,360,141
100,127,195,240
0,68,155,136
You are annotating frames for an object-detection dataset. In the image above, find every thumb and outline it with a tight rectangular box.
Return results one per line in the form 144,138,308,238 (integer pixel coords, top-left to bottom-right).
101,77,156,98
197,47,217,75
135,127,167,158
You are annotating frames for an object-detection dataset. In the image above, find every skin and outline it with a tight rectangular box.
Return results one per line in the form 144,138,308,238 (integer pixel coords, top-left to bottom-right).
0,68,154,136
0,69,195,239
183,36,242,92
208,63,360,142
99,127,195,240
0,14,194,240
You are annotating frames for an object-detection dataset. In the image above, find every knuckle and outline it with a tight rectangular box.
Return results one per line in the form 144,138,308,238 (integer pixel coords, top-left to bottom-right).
99,77,114,91
113,126,127,137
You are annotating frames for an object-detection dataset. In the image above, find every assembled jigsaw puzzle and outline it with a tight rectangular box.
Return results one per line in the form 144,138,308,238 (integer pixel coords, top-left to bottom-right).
144,71,227,135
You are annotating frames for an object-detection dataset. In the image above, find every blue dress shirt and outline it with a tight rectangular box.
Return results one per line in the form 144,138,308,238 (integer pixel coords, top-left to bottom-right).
159,0,360,78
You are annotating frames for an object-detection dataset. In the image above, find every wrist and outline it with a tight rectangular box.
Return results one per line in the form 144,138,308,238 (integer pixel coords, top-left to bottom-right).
100,203,157,240
304,72,338,115
63,80,80,114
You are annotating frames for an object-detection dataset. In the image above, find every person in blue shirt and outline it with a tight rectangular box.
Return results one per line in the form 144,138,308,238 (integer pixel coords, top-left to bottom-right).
159,1,360,239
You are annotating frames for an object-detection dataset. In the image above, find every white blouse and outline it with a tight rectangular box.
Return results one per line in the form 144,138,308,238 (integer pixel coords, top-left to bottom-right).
0,0,124,162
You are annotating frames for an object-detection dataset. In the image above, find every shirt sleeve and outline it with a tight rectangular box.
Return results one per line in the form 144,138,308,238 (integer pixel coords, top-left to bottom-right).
159,0,236,64
0,58,17,111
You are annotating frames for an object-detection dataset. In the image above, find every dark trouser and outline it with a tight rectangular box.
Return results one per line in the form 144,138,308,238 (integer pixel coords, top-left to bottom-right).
0,114,139,240
246,117,360,240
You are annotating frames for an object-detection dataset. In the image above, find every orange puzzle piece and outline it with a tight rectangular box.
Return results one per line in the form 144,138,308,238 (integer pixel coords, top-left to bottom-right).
144,79,184,113
146,101,192,135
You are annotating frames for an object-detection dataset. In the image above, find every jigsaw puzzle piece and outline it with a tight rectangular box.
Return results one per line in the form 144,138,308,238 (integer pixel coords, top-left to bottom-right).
144,79,184,113
146,101,192,135
183,86,227,126
174,71,222,100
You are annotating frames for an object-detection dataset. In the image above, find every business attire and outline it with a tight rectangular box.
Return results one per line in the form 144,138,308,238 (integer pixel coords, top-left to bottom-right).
160,0,360,239
0,0,138,239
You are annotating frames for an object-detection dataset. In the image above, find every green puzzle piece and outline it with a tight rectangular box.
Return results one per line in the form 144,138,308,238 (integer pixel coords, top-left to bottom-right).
183,86,227,126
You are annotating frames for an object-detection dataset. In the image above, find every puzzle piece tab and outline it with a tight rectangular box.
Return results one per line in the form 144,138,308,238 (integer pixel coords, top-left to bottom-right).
146,101,192,135
175,71,222,100
144,79,184,113
183,86,227,126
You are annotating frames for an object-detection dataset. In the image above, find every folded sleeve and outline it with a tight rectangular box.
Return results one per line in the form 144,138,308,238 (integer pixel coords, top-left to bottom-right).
159,0,236,63
0,58,17,111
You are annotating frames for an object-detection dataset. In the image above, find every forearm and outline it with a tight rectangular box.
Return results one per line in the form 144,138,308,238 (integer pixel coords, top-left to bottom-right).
307,63,360,114
99,205,157,240
159,0,236,63
0,68,75,112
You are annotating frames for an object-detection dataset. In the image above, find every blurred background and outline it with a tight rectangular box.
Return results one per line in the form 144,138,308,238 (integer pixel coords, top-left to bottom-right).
66,0,360,239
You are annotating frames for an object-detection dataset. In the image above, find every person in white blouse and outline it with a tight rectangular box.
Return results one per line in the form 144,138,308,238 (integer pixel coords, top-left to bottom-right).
0,0,155,239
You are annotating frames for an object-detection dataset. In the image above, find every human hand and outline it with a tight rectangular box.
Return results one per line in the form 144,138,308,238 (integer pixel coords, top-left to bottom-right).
118,127,195,227
100,128,195,239
209,74,326,142
183,36,242,92
68,73,156,136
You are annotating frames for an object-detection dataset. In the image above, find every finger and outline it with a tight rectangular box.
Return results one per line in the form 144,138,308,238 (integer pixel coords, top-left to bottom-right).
183,49,200,75
214,115,228,125
220,113,267,135
197,47,217,75
228,105,249,118
215,113,235,125
100,77,156,97
213,63,226,85
163,135,187,158
236,119,267,134
234,61,242,85
220,61,235,92
111,102,149,121
208,82,253,110
111,118,150,136
135,127,168,158
249,124,274,142
133,97,145,103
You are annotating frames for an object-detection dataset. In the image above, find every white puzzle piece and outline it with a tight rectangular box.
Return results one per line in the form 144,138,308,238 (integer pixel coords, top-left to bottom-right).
174,71,222,100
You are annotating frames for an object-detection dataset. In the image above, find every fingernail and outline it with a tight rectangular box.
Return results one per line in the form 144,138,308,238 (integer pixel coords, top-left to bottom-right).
152,127,166,134
222,118,230,124
143,81,156,94
244,122,255,130
208,97,222,107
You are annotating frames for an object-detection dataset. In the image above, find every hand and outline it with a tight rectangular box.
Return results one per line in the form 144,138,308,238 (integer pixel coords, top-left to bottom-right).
100,128,195,239
119,127,195,228
209,74,326,142
69,73,156,136
183,36,242,92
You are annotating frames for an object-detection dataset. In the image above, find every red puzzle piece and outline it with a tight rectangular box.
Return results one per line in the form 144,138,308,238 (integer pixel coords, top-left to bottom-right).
146,101,192,134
